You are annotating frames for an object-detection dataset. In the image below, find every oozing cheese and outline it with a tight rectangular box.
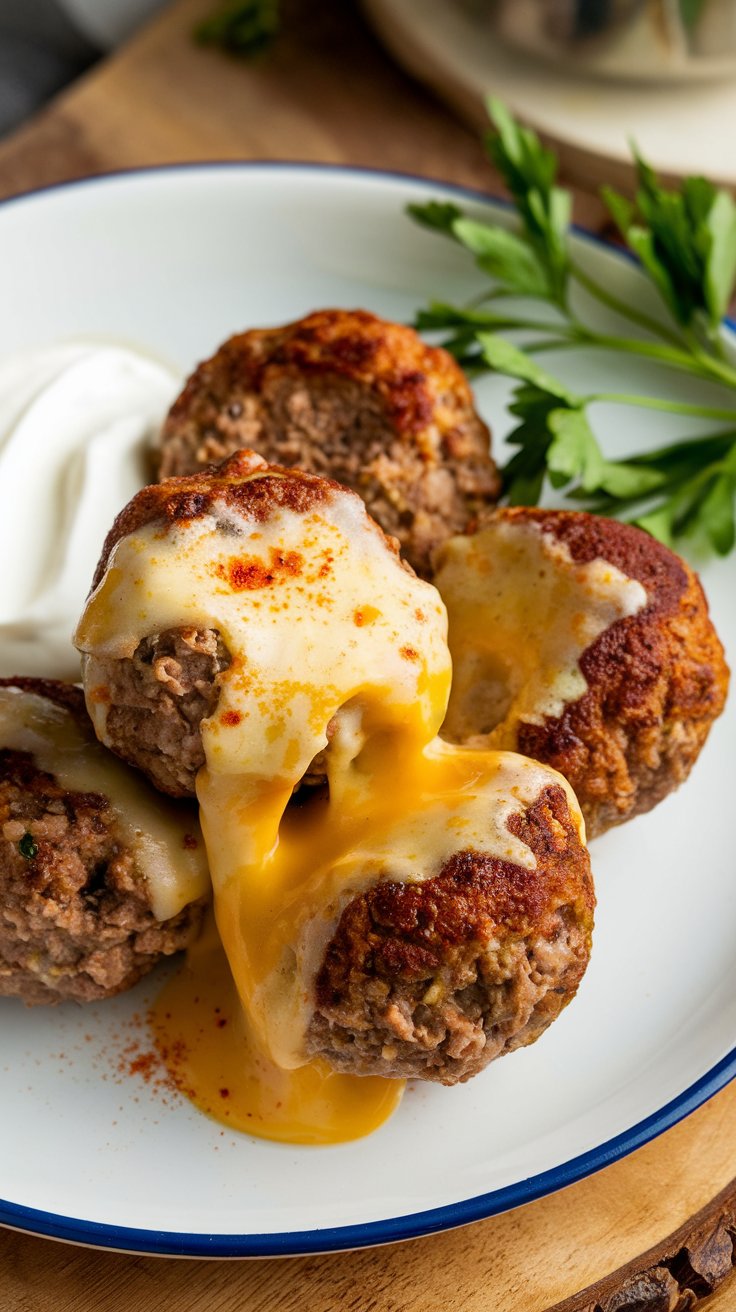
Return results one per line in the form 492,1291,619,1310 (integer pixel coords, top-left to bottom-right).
150,911,405,1145
75,479,583,1144
0,686,208,921
434,518,648,747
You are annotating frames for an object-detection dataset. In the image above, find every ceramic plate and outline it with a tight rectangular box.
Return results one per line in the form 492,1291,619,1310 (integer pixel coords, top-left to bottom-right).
0,165,733,1256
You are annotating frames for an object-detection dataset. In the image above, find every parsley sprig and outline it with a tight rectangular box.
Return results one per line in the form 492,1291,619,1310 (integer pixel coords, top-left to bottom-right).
195,0,279,57
408,99,736,554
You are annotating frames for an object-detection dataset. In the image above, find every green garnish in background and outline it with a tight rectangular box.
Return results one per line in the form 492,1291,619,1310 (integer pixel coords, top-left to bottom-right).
679,0,707,31
195,0,279,57
408,99,736,555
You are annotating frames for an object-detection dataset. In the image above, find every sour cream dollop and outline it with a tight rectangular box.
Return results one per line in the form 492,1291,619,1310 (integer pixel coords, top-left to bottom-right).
0,341,180,678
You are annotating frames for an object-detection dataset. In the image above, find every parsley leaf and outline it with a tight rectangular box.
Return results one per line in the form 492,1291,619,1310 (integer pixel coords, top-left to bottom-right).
407,100,736,555
485,97,571,306
195,0,279,57
603,158,736,340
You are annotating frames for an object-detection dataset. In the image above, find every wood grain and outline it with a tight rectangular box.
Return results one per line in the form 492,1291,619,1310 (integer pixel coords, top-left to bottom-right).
0,1,732,1307
0,0,612,232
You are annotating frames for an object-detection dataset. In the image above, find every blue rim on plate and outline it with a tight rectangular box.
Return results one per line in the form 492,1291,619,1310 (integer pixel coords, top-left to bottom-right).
1,162,734,1257
2,1049,736,1256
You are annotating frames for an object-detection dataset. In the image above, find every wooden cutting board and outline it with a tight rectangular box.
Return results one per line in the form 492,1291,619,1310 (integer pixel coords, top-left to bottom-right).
0,2,734,1308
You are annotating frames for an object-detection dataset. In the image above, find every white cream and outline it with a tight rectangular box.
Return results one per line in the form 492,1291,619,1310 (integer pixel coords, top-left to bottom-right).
0,341,180,679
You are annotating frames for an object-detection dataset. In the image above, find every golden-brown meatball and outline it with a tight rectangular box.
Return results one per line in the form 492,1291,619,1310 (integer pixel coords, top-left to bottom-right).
77,449,443,798
155,309,500,577
308,782,594,1084
435,508,729,838
0,678,207,1005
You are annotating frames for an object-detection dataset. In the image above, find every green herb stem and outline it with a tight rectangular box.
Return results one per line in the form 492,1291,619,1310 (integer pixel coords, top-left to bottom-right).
489,323,736,389
586,392,736,423
686,344,736,389
568,328,736,387
570,260,687,348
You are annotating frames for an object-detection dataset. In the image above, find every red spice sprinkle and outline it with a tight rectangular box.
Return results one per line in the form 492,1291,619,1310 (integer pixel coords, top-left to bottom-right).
220,709,242,727
399,645,419,662
128,1051,159,1080
182,833,199,850
219,1088,230,1099
222,548,303,591
215,1018,228,1029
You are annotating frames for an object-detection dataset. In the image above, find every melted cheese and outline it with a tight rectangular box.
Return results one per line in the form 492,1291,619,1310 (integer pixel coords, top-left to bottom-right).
151,914,404,1145
75,480,584,1144
434,518,648,747
0,686,209,921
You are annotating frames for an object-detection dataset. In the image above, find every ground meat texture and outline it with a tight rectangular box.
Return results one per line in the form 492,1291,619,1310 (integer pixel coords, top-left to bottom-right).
92,628,232,798
0,679,203,1005
307,784,594,1084
90,626,334,799
155,309,500,577
504,510,728,838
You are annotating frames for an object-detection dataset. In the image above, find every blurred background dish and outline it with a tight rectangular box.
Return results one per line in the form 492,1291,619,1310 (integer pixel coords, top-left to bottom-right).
362,0,736,189
491,0,736,84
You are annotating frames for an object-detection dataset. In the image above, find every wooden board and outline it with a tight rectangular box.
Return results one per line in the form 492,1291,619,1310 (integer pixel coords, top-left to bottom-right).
0,2,734,1307
0,0,612,232
1,1082,736,1311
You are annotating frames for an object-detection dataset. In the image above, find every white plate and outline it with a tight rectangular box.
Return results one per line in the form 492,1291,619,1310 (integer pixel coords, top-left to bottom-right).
0,165,733,1257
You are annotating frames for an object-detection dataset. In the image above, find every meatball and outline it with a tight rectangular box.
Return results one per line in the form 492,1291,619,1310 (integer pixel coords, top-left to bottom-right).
0,678,208,1005
75,452,593,1093
155,309,500,577
308,782,594,1084
77,449,450,799
435,508,729,838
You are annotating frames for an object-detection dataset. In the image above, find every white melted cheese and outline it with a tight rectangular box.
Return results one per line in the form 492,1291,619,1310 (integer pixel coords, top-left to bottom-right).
0,686,209,921
78,486,450,781
75,478,584,1091
434,517,648,747
0,341,179,679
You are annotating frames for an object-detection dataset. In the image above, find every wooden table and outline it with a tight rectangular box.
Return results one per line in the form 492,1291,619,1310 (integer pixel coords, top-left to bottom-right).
1,2,734,1308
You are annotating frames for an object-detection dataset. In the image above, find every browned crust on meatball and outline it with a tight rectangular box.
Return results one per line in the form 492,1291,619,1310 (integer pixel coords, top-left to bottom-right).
496,509,729,837
0,679,203,1004
156,310,500,576
90,449,396,593
308,784,594,1084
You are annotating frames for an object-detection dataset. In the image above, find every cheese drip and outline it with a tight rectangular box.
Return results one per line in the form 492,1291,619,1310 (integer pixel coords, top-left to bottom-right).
0,686,208,921
434,518,648,748
76,478,583,1144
